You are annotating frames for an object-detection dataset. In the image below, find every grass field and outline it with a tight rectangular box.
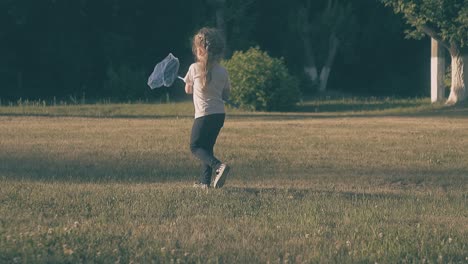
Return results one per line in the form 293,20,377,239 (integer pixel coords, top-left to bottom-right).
0,98,467,263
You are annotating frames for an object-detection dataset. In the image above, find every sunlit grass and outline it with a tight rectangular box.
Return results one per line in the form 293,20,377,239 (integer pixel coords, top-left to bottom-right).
0,97,458,118
0,99,467,263
1,182,467,263
0,101,195,118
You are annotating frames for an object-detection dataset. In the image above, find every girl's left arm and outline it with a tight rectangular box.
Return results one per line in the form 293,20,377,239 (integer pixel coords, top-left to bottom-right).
185,82,193,94
184,65,193,94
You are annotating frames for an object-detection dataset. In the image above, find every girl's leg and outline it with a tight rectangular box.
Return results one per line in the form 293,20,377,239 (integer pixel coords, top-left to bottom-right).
201,165,213,184
200,148,214,184
190,114,225,184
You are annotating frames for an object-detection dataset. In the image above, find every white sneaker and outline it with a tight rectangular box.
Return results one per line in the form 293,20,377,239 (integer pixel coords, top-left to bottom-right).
213,164,230,188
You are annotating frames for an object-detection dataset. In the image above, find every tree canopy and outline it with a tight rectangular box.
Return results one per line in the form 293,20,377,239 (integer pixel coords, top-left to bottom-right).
381,0,468,50
381,0,468,104
0,0,434,101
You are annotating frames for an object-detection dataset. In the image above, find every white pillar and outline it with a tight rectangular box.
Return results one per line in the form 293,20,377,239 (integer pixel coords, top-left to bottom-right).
431,38,445,103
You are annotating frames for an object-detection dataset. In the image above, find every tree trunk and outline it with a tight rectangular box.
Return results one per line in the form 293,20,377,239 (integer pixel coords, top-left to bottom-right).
215,6,225,36
304,66,318,84
431,38,445,103
318,67,331,92
303,34,318,85
213,0,228,55
446,45,467,105
318,34,339,92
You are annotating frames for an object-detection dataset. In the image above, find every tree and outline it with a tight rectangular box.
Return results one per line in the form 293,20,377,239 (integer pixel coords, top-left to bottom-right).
381,0,468,105
206,0,255,56
293,0,357,92
207,0,227,45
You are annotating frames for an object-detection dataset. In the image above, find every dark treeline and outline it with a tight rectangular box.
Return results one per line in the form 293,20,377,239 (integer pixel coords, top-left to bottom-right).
0,0,429,101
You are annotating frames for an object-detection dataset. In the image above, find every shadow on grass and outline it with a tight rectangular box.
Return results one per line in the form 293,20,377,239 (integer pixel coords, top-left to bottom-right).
223,186,409,199
2,154,467,192
0,154,194,183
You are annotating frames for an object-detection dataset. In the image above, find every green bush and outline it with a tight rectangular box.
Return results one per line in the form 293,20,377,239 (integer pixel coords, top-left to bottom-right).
222,47,300,111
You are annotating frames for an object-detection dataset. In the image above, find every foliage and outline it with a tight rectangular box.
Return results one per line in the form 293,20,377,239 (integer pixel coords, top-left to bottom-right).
104,64,147,100
0,0,436,99
445,65,452,90
380,0,468,48
217,0,257,54
0,0,206,100
222,47,300,111
294,0,358,66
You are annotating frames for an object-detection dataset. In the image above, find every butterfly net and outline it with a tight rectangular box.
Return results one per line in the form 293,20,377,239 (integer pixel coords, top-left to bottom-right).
147,53,180,89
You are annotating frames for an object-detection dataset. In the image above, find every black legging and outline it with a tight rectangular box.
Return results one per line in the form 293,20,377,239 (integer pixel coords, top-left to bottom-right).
190,113,225,184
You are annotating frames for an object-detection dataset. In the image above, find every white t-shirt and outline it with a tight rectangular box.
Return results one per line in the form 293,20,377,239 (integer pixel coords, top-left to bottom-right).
184,62,230,119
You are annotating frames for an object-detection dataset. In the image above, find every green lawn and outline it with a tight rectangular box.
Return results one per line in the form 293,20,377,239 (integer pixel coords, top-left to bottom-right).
0,97,459,118
0,99,467,263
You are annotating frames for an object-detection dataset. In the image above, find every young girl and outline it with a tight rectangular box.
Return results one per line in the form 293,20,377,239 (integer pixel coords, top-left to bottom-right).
184,27,230,189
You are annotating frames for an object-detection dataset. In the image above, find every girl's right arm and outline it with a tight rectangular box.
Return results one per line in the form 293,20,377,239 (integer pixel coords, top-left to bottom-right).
222,76,230,101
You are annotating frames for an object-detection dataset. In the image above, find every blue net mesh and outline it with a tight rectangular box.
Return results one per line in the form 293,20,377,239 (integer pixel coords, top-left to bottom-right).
147,53,180,89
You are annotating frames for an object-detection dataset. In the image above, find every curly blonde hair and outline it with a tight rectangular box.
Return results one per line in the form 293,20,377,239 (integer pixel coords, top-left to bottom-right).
192,27,225,89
